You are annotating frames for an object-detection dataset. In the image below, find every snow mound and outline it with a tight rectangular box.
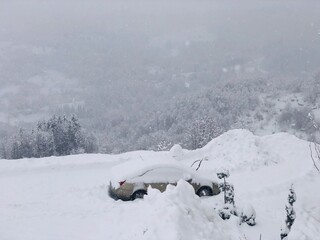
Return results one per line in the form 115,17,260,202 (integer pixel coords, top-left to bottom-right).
184,129,312,173
170,144,184,161
110,180,241,240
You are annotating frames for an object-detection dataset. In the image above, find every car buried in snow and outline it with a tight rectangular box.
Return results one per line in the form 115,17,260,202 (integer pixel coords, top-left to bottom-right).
108,160,220,201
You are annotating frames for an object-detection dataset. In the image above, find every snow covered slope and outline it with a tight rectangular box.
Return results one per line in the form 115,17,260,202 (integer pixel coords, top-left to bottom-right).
1,129,319,240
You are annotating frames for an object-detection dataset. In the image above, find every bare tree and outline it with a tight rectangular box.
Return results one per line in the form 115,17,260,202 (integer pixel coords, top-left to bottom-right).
309,142,320,173
190,156,208,171
307,112,320,173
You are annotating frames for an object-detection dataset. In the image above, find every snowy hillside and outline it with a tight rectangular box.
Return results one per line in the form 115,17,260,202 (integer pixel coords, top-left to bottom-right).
1,129,319,240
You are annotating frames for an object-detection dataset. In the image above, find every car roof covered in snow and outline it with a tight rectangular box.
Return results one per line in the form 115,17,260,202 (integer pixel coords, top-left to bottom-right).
109,159,217,186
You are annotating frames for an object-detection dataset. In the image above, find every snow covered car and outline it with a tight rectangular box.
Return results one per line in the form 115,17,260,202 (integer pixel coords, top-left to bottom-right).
108,160,220,201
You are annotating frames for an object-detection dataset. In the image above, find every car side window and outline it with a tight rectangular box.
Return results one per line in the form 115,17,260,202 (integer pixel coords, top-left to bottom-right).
131,167,189,183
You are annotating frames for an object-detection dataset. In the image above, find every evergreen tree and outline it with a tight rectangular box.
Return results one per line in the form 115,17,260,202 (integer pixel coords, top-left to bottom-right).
225,183,235,205
4,115,97,159
34,129,54,158
11,141,21,159
217,169,230,204
281,185,297,240
10,129,35,159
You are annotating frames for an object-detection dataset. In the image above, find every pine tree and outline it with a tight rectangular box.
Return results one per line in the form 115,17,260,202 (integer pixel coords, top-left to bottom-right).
34,129,54,158
68,115,82,152
217,169,230,204
11,141,21,159
225,183,235,205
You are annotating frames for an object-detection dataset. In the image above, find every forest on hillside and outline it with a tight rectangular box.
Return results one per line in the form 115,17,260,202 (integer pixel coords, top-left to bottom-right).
1,1,320,158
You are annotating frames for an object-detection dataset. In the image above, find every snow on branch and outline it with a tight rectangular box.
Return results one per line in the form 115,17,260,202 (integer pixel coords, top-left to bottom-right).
190,156,208,171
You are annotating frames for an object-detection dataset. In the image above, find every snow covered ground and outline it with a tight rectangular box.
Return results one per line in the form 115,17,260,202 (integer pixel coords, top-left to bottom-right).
1,129,319,240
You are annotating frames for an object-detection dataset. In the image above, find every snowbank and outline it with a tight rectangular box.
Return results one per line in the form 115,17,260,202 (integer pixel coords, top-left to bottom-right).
108,180,241,240
0,129,319,240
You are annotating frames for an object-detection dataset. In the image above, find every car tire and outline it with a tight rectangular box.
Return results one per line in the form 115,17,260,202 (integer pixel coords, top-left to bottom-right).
131,190,147,200
197,187,213,197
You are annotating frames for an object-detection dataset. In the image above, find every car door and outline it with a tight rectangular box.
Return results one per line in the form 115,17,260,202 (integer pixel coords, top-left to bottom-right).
149,167,186,192
131,166,190,192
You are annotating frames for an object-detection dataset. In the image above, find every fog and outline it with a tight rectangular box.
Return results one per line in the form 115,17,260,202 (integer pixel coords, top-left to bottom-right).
1,0,320,155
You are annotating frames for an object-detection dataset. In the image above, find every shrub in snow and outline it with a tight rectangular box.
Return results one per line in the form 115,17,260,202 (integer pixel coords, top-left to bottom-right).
217,203,239,221
280,186,297,240
217,169,231,204
217,169,230,180
288,187,296,206
225,183,235,205
216,169,240,222
218,205,232,220
240,204,256,226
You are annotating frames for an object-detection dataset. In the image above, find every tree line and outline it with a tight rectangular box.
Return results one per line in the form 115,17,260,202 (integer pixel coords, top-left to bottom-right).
1,115,98,159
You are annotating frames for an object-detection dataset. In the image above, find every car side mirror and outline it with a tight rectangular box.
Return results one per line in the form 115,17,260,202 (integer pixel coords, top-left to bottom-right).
183,174,192,183
186,178,192,183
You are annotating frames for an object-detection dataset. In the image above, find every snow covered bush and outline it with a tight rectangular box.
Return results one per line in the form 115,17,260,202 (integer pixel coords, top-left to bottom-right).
217,169,231,204
225,183,235,205
216,175,256,226
216,169,240,222
217,170,230,180
280,186,297,240
218,204,232,220
240,204,256,226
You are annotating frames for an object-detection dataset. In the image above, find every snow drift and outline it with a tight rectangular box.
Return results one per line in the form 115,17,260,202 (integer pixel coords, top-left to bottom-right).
0,129,319,240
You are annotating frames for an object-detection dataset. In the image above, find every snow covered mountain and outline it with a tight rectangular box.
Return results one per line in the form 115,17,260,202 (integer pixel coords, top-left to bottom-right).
1,129,319,240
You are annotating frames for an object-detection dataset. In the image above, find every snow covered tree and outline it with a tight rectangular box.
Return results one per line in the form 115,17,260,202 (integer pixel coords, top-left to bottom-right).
45,115,84,156
9,129,35,159
281,186,297,240
225,183,235,205
81,131,99,153
217,169,231,204
34,125,55,158
186,115,223,149
217,169,238,221
5,115,98,159
11,141,21,159
156,139,172,151
0,142,7,159
68,115,82,152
